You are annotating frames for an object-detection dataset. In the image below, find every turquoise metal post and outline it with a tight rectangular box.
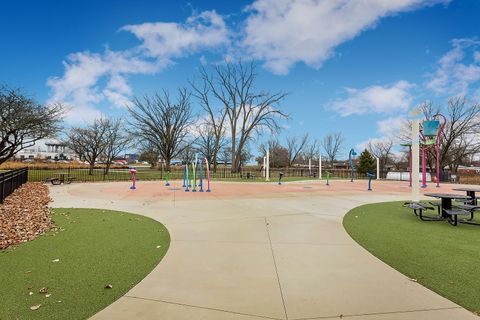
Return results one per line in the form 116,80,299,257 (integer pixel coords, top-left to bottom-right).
185,163,190,192
349,148,357,182
182,164,186,187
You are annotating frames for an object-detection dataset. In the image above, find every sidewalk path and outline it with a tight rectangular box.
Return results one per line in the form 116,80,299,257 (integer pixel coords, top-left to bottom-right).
49,180,478,320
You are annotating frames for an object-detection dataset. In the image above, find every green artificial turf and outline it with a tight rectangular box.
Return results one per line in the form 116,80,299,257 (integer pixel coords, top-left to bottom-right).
343,201,480,314
0,208,170,320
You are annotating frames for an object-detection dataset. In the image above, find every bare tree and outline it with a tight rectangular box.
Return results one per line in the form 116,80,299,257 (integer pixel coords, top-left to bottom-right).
67,118,109,175
178,143,198,165
0,86,63,164
258,139,289,168
304,138,320,162
418,98,480,173
128,89,194,171
368,138,393,177
218,146,232,166
102,119,131,174
286,134,309,166
195,122,227,166
197,61,288,173
138,144,160,168
191,68,228,172
322,132,344,167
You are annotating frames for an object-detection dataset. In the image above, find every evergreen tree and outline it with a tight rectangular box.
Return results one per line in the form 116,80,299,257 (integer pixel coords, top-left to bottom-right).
357,149,376,174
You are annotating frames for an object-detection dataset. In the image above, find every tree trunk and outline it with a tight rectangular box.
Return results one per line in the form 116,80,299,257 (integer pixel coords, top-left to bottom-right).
88,163,94,175
212,150,218,173
165,158,171,172
105,161,111,175
231,139,237,174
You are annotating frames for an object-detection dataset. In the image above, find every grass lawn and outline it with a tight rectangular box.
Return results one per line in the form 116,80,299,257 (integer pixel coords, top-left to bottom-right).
343,201,480,315
0,208,170,320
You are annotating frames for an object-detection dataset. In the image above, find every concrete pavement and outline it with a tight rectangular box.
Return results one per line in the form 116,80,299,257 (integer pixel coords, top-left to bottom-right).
49,180,479,320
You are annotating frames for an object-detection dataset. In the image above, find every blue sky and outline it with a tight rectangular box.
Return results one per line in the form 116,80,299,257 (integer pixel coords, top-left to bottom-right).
1,0,480,157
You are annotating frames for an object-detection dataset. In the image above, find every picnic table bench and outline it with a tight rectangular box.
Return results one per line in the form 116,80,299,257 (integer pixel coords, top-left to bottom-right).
423,193,477,226
241,173,256,179
46,173,76,185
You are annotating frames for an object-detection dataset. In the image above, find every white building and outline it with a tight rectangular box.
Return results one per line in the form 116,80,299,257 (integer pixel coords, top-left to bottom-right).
14,139,77,161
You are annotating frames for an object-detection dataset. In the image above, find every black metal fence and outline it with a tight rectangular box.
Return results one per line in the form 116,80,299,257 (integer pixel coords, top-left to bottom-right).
20,165,471,184
0,167,29,203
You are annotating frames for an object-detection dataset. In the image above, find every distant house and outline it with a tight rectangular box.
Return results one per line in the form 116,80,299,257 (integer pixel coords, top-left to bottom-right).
14,139,77,161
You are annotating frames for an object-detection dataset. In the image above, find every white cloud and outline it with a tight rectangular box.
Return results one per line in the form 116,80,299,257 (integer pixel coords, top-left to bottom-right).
426,38,480,96
121,10,229,58
242,0,450,74
328,81,414,116
48,11,229,124
376,116,408,137
47,49,165,123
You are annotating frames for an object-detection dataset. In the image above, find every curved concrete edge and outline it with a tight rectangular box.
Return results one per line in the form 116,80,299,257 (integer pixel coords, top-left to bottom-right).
47,182,479,320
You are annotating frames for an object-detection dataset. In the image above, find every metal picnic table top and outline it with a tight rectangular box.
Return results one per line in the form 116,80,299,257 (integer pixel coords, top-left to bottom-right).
453,187,480,192
424,193,471,200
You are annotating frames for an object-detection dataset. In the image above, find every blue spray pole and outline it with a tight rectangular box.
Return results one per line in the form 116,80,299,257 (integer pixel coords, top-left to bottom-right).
367,172,375,191
182,164,186,187
185,163,190,192
199,158,204,192
349,148,357,182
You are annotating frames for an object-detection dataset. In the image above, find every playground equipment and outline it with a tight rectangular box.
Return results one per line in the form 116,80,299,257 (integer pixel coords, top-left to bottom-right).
182,157,212,193
199,160,204,192
402,114,445,188
278,172,284,185
165,171,170,186
326,171,331,186
192,158,198,192
367,172,375,191
426,115,446,188
349,148,357,182
205,158,211,192
129,168,137,190
184,163,190,192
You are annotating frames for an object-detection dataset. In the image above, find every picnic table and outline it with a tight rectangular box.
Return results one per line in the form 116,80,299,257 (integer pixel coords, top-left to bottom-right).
453,187,480,205
47,173,76,185
424,193,471,217
241,172,256,179
424,193,472,225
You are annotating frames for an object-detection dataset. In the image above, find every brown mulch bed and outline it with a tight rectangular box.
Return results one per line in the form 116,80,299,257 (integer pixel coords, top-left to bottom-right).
0,183,53,249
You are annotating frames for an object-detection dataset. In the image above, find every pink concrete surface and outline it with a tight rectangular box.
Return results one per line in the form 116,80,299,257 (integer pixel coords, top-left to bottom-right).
67,179,468,201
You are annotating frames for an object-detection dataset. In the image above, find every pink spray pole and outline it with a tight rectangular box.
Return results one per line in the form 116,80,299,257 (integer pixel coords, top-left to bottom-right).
129,168,137,190
409,146,412,187
434,114,446,188
421,145,427,188
205,157,211,192
419,129,427,188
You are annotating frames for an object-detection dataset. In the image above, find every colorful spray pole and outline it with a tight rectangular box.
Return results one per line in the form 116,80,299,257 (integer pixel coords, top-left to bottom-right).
349,148,357,182
192,156,198,192
367,172,375,191
434,113,446,188
185,163,190,192
205,157,211,192
129,167,137,190
421,143,427,188
165,171,170,186
182,164,186,187
199,158,204,192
